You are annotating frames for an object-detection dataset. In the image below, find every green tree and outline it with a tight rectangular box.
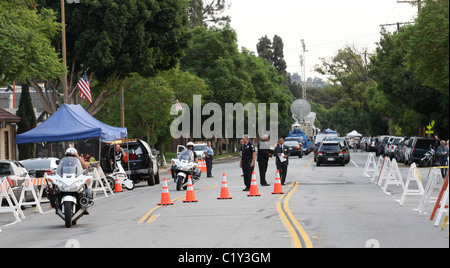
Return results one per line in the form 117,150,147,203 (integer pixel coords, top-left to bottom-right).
181,26,294,138
403,0,449,95
0,0,65,84
256,35,272,63
272,35,287,77
16,83,37,160
96,69,207,154
256,35,287,76
188,0,231,29
369,29,444,136
35,0,191,115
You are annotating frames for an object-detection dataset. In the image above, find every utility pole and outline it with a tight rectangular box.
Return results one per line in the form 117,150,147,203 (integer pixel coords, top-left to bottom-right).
380,22,413,32
381,0,421,32
299,39,307,100
61,0,69,104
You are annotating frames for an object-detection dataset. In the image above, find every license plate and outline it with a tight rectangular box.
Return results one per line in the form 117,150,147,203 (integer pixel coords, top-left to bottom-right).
328,158,335,161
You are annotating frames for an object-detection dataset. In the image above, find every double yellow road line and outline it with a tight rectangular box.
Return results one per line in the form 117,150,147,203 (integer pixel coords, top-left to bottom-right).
276,181,313,248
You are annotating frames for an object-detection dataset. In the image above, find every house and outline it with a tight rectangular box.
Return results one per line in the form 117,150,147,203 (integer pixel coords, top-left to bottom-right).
0,108,20,160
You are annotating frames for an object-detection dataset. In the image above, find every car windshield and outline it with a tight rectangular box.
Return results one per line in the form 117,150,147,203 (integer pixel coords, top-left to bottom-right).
284,141,299,147
415,139,436,149
179,149,195,162
0,163,12,176
20,159,53,170
56,157,83,177
194,145,206,151
320,143,341,151
393,138,401,145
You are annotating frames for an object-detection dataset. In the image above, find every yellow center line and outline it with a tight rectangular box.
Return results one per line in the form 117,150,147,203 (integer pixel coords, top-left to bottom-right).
305,160,312,168
277,181,314,248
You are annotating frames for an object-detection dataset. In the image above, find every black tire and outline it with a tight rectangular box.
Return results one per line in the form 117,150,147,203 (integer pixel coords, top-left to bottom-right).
154,169,160,185
64,201,73,228
176,176,183,191
106,176,115,191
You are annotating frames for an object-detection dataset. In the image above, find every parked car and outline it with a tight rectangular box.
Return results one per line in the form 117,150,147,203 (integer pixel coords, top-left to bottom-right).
284,140,303,158
386,137,402,160
20,157,60,178
316,141,346,166
405,137,439,166
0,160,29,200
377,136,391,156
394,138,409,164
101,139,160,186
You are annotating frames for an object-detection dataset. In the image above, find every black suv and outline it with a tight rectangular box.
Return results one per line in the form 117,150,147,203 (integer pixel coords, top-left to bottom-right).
316,141,346,166
101,139,160,186
405,137,439,166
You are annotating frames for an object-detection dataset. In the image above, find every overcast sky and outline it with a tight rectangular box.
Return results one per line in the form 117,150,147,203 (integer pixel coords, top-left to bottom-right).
225,0,419,80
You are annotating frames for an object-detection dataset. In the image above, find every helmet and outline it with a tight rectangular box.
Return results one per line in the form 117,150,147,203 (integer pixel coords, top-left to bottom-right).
65,147,78,156
186,142,194,147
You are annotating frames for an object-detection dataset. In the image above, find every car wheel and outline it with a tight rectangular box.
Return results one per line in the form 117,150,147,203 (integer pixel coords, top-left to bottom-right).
154,169,160,185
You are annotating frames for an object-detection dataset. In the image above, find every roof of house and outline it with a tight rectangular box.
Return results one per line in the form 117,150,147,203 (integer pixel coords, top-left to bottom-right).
0,108,21,123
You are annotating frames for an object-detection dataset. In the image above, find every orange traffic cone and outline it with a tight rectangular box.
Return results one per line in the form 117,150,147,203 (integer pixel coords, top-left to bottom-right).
218,173,232,200
114,177,123,193
200,159,207,173
183,176,198,203
157,177,174,206
272,170,284,194
248,171,261,197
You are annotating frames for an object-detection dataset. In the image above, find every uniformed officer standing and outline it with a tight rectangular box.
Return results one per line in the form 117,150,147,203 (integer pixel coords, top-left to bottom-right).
275,137,290,185
257,135,271,186
240,135,256,191
203,141,214,178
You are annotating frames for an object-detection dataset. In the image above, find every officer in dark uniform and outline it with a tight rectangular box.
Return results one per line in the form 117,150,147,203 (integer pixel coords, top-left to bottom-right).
275,137,290,185
257,134,271,186
240,135,256,191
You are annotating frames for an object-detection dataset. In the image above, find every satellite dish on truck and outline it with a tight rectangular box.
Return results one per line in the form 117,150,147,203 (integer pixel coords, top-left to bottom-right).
291,99,311,122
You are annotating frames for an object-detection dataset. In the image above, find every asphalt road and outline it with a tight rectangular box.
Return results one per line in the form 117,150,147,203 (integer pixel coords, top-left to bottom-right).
1,152,448,248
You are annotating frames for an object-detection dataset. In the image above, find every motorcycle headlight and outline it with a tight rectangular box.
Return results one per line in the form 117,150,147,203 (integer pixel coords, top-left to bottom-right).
57,180,83,191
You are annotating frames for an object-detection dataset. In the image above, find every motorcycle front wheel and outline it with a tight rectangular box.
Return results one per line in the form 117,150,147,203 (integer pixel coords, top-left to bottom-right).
64,201,73,228
124,180,135,191
176,176,184,191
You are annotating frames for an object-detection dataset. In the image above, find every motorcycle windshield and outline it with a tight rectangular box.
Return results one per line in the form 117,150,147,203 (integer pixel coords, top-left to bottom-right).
179,149,194,162
57,156,83,177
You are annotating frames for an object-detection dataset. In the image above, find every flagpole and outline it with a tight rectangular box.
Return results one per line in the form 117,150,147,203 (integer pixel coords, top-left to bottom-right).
61,0,69,104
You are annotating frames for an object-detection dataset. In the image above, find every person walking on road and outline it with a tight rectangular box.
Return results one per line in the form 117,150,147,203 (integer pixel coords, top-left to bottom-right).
257,135,271,186
204,141,214,178
275,137,289,185
437,140,449,178
240,135,256,191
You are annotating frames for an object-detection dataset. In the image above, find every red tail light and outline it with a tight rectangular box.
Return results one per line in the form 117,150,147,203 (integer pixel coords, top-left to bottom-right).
339,151,344,156
318,152,323,155
296,146,300,149
6,177,14,187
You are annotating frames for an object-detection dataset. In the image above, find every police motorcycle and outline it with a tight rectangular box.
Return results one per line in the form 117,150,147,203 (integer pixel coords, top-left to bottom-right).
171,144,201,191
106,161,134,191
420,145,437,167
46,148,94,228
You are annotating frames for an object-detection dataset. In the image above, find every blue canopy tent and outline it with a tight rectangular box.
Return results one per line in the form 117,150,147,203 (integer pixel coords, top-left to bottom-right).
16,104,127,144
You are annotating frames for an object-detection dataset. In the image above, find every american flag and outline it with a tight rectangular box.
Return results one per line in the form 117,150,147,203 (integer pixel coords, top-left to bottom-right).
77,72,92,103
